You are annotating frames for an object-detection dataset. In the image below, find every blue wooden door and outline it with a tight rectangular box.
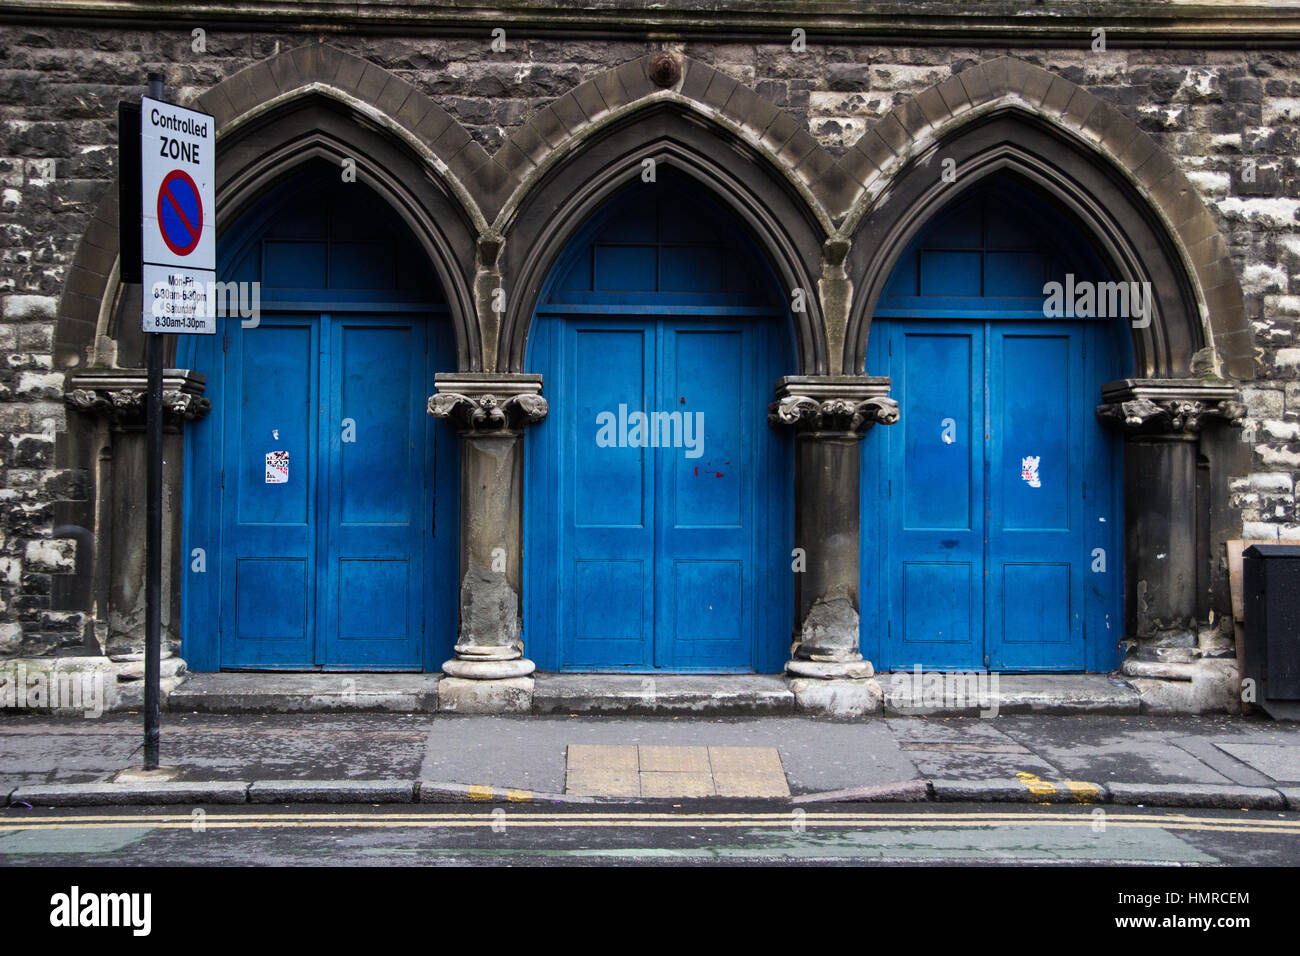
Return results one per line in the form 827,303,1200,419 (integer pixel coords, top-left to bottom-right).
554,316,760,670
526,178,792,673
872,319,1099,670
182,168,455,672
861,183,1123,672
219,312,432,670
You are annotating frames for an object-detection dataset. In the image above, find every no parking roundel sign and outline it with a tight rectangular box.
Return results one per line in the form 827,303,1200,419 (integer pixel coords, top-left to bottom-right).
140,95,215,333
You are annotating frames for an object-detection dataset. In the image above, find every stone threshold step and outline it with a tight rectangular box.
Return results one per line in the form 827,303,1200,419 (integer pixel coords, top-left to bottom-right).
532,674,795,715
161,671,1141,717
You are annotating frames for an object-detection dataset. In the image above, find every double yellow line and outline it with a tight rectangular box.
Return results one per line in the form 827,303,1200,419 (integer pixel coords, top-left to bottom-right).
3,809,1299,835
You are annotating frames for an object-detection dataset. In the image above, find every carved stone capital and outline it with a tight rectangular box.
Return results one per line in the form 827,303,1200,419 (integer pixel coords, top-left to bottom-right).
1096,379,1244,437
65,369,209,430
428,373,548,436
769,375,898,436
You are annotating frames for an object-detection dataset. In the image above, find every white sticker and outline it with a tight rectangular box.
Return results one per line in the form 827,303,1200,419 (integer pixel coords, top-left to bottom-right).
1020,455,1041,488
265,450,289,484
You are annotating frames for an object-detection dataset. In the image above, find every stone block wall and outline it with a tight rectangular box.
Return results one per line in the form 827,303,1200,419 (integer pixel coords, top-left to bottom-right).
0,20,1297,656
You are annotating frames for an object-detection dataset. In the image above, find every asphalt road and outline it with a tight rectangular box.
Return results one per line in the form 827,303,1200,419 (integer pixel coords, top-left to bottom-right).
3,801,1298,866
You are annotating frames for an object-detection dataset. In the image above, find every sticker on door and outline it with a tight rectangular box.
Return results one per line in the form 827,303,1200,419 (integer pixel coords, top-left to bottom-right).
265,450,289,484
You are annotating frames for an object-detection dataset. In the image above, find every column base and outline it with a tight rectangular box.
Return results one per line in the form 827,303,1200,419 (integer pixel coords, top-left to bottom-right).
789,677,883,718
786,658,874,679
441,657,536,679
437,676,534,714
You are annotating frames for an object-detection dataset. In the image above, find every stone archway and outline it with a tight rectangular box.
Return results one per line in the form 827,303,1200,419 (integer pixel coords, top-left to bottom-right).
842,58,1252,706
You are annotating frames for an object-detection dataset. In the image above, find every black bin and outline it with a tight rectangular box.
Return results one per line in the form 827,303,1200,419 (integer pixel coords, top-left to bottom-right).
1243,543,1300,716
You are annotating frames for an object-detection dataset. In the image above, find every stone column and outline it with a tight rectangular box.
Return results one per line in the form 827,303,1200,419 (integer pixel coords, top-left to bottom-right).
769,376,897,715
1096,379,1244,676
428,372,547,713
65,369,209,660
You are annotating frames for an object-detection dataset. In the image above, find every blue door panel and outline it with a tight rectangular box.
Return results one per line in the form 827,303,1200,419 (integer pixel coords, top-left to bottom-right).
986,325,1086,670
320,316,428,669
221,315,318,668
563,323,654,668
656,323,752,669
883,323,983,670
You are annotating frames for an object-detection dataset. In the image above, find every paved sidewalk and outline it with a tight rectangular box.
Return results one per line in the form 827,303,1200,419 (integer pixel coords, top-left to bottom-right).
2,711,1299,809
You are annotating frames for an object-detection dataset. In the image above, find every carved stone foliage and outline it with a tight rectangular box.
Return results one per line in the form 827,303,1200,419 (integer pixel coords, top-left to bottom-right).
428,392,549,434
769,394,900,435
66,387,211,429
1096,396,1246,436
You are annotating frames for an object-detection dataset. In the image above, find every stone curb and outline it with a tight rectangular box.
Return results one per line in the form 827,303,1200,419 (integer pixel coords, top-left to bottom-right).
792,779,930,804
248,779,416,804
9,780,251,806
1107,782,1286,810
5,778,1299,811
930,778,1109,804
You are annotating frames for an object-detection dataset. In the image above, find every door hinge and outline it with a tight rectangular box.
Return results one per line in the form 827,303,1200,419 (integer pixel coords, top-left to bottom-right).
222,329,230,354
888,479,892,497
220,469,225,491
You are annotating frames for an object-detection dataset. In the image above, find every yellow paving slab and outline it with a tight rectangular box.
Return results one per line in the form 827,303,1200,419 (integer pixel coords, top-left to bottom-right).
639,771,715,798
564,769,640,797
713,772,791,798
707,746,783,774
563,743,790,798
638,745,711,772
566,744,638,771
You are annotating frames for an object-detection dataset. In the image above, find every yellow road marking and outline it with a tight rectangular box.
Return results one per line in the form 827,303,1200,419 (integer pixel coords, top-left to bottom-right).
1064,781,1102,804
1,810,1298,836
1015,772,1057,798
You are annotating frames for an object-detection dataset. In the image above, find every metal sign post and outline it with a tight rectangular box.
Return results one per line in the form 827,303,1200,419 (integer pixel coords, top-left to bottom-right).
124,73,216,770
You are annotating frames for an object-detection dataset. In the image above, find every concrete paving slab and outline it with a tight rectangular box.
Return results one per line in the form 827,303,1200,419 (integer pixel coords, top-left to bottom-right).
1212,743,1300,783
0,724,140,782
993,715,1240,784
899,747,1060,781
159,714,432,781
884,716,1023,744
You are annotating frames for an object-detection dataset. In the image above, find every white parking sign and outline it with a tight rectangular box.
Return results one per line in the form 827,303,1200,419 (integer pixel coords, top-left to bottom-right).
140,96,216,333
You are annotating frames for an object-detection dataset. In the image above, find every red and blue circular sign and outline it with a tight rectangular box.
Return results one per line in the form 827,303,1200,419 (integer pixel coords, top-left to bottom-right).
156,169,203,257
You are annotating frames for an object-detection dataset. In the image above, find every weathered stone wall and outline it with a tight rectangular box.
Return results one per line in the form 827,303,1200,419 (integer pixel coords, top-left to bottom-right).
1,21,1298,656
